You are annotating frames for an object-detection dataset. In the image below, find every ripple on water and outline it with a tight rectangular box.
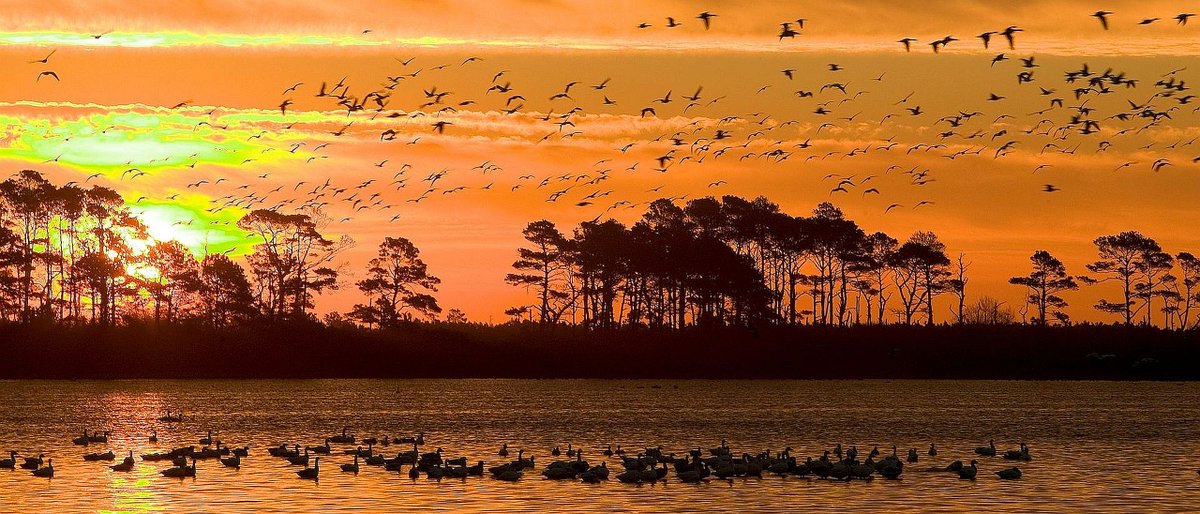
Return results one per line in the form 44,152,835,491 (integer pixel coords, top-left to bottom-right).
0,379,1197,513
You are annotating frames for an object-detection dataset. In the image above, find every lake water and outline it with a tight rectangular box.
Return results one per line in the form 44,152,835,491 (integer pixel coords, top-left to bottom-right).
0,379,1197,512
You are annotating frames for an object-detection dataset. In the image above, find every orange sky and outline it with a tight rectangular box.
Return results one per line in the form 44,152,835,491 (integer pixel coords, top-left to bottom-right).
1,1,1199,323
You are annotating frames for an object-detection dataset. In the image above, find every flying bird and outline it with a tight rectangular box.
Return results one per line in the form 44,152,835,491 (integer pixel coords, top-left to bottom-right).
28,49,55,64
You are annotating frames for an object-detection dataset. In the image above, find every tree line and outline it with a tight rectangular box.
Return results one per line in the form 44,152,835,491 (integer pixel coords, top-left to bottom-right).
506,196,1200,330
0,170,443,327
1,170,1196,331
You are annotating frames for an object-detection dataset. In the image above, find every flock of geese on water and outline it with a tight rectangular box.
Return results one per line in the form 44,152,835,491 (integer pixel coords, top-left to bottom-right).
0,413,1036,485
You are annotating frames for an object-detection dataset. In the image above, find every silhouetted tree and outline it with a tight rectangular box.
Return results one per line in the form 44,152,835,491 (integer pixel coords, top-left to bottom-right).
350,236,441,327
142,240,199,322
1009,250,1078,326
1082,231,1161,325
961,296,1014,325
889,231,950,325
505,220,574,326
197,253,255,328
444,308,468,324
240,208,351,321
1172,252,1200,330
856,232,897,325
0,170,54,320
948,253,970,325
1134,247,1174,327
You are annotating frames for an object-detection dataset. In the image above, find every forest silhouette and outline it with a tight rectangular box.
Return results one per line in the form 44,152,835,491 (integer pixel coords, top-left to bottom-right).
1,169,1197,379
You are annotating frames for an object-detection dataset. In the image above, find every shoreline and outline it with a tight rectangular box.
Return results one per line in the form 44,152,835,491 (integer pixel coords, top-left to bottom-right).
2,321,1197,381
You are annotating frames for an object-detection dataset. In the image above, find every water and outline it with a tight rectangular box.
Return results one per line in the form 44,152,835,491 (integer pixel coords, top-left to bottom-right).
0,379,1197,512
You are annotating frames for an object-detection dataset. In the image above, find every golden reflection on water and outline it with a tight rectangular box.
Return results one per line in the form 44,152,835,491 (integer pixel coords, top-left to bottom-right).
1,380,1198,513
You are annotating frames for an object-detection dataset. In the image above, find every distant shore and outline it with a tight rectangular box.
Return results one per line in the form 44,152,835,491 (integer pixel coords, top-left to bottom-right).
1,322,1196,380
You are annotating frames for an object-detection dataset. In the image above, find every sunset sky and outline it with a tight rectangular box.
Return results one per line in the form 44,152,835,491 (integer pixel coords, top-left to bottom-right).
2,0,1199,322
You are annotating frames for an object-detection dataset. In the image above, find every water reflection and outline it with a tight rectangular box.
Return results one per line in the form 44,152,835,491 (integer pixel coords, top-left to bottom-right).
0,380,1197,512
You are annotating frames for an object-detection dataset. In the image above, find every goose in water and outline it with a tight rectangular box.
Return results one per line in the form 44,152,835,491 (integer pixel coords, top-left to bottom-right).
957,459,978,480
1003,443,1032,461
297,458,320,480
73,429,91,446
602,444,614,457
907,448,919,463
31,459,53,478
498,443,508,457
0,451,16,469
427,463,444,480
341,454,359,473
199,431,213,445
850,458,875,479
396,432,424,445
83,450,116,461
928,443,937,456
220,454,240,468
110,451,135,472
467,461,484,476
496,468,522,481
408,464,420,479
996,466,1022,479
288,449,310,466
329,427,354,444
308,440,332,455
551,446,561,457
161,459,196,478
975,440,997,457
21,454,44,470
149,431,157,443
89,431,110,443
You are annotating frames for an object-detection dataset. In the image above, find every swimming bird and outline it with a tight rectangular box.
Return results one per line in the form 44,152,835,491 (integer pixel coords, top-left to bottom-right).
996,467,1022,479
975,440,997,456
21,454,44,469
111,451,135,472
0,451,16,469
330,427,354,444
958,459,978,480
31,459,53,478
220,454,241,468
161,459,196,478
342,454,360,473
297,457,320,480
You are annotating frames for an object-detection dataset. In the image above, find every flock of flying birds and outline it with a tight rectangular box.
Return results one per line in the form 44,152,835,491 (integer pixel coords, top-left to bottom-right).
17,9,1200,238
